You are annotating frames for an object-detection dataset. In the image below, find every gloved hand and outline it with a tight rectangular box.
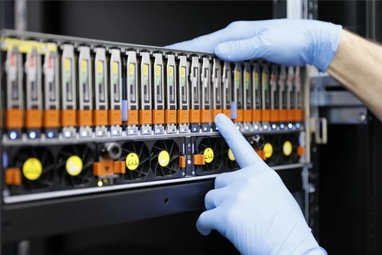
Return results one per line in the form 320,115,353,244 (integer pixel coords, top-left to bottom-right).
196,113,327,255
166,19,342,72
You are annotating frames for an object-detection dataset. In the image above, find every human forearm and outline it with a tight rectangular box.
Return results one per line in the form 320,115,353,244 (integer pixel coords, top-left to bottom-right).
327,29,382,121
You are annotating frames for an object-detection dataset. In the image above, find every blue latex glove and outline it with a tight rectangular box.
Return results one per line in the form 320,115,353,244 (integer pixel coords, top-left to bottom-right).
196,113,327,255
165,19,342,72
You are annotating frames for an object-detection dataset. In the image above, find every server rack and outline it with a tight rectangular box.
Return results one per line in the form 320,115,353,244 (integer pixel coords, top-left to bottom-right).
0,1,380,254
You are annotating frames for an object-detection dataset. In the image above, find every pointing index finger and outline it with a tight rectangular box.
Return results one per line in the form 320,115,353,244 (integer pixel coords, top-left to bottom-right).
215,113,261,168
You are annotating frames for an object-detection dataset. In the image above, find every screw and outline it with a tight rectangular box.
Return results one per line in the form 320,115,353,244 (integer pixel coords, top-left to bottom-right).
3,190,10,197
359,113,367,122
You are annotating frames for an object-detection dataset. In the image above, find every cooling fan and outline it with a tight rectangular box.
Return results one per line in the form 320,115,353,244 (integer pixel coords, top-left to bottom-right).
150,139,180,178
12,147,55,193
281,133,300,164
56,144,95,189
222,141,240,172
261,135,283,166
195,137,224,174
119,141,150,182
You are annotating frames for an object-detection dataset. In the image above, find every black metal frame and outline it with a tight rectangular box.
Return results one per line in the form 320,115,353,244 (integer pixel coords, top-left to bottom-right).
365,1,382,254
0,167,303,244
2,0,381,254
2,179,214,243
365,0,382,245
366,113,377,255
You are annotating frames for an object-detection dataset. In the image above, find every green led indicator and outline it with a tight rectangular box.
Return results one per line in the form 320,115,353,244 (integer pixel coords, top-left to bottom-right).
236,71,240,89
143,64,148,86
129,73,134,85
263,72,268,91
181,67,185,87
66,71,70,83
98,72,103,82
82,71,87,84
254,73,258,90
169,66,173,86
129,63,135,85
113,73,117,85
169,75,173,86
156,65,160,87
245,72,249,90
97,61,103,83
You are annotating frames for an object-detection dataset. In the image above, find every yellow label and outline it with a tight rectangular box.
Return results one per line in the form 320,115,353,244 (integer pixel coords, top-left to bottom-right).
236,70,240,80
66,155,83,176
283,141,293,156
204,148,214,163
129,63,134,74
255,72,259,82
143,64,148,76
228,149,236,161
46,43,58,52
65,58,70,71
97,61,103,73
126,153,139,171
169,66,173,77
156,65,160,76
245,71,249,82
0,38,46,53
81,60,87,73
181,67,185,78
263,143,273,158
113,62,117,74
263,72,268,81
158,150,170,167
23,158,42,180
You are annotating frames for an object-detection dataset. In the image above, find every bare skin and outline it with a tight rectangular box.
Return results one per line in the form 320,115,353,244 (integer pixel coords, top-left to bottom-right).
327,29,382,121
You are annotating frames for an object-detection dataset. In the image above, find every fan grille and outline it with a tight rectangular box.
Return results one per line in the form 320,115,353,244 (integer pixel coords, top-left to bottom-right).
197,137,224,172
222,142,240,171
281,133,299,163
14,147,55,192
151,139,180,178
262,135,283,166
56,144,95,188
119,141,150,181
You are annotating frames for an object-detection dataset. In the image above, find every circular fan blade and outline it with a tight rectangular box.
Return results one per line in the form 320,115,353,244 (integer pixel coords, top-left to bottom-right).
151,140,179,177
121,142,150,181
57,145,95,188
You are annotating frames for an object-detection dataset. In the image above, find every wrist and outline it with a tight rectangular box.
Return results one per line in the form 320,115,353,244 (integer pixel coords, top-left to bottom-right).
282,230,323,255
309,21,343,72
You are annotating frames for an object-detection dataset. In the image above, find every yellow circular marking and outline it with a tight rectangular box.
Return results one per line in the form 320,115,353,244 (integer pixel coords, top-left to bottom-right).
263,143,273,158
228,149,236,161
23,158,42,180
204,148,214,163
283,141,293,156
158,150,170,167
66,155,83,176
126,153,139,171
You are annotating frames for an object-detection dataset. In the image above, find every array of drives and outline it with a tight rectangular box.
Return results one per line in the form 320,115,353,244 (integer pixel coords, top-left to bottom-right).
0,30,307,203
